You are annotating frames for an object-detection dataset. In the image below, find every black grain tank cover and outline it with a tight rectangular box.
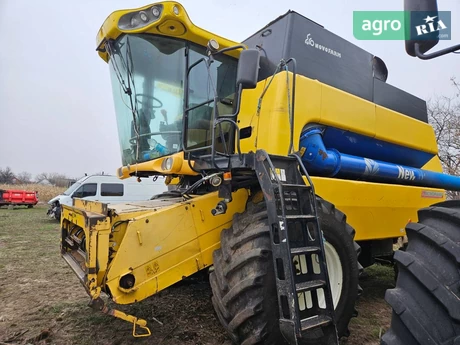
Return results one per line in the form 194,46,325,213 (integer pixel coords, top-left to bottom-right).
242,11,428,123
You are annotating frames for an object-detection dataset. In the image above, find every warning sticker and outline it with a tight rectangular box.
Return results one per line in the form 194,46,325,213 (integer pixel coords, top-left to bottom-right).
270,168,286,181
421,190,445,199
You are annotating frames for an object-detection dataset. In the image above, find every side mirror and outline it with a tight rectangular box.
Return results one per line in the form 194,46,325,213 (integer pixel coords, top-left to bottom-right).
236,49,260,89
404,0,439,57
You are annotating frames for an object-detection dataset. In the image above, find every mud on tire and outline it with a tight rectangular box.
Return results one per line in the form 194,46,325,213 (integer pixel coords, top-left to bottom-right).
209,197,361,345
382,201,460,345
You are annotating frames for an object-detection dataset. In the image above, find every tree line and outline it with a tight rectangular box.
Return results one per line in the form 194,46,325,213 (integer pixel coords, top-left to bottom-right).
428,77,460,199
0,168,74,187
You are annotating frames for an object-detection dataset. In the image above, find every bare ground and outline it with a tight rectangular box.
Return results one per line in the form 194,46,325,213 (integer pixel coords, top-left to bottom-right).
0,206,393,345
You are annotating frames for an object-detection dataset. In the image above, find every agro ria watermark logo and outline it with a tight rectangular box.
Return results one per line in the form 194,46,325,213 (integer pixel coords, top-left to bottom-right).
410,12,450,40
353,11,451,40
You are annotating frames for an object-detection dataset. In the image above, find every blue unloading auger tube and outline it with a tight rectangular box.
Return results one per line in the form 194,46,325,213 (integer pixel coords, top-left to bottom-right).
299,128,460,191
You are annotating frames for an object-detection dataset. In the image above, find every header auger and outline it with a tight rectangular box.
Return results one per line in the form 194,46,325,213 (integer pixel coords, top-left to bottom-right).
60,1,460,344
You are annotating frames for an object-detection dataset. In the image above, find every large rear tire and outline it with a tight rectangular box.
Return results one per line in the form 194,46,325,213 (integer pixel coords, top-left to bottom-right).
210,197,361,345
382,201,460,345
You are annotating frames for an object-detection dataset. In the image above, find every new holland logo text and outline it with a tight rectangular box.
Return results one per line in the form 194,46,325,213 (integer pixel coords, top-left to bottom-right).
364,158,379,176
305,34,342,58
397,166,416,180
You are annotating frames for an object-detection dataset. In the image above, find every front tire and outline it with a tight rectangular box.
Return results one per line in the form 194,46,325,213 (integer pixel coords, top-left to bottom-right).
318,199,361,338
382,201,460,345
210,197,361,345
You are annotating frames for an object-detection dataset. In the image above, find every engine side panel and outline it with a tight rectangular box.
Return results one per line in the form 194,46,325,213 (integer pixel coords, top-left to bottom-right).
311,173,445,241
237,71,444,242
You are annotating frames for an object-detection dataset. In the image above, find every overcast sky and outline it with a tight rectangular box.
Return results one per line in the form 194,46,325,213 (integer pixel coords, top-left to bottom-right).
0,0,458,179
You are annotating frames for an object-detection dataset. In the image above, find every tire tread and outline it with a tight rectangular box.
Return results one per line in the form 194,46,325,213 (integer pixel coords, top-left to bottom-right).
382,204,460,345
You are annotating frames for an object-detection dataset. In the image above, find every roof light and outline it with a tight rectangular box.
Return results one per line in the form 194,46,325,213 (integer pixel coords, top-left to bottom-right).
130,16,140,28
118,5,164,31
152,6,160,17
173,5,179,15
207,39,219,54
139,11,148,22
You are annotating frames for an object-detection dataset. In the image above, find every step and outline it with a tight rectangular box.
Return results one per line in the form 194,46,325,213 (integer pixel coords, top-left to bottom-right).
284,215,316,220
279,183,312,189
300,315,333,332
291,246,321,255
296,280,326,293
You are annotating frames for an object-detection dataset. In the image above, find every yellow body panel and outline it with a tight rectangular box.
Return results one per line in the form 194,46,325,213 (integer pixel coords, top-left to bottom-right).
238,72,440,156
117,152,199,179
319,85,376,138
310,177,445,241
374,105,438,153
234,71,445,240
421,155,444,171
62,190,249,305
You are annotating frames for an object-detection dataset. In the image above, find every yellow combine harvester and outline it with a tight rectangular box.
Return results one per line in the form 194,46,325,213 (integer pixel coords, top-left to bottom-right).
60,1,460,344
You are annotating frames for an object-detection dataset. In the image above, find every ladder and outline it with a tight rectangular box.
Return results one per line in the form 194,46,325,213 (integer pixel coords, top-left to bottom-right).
254,149,339,345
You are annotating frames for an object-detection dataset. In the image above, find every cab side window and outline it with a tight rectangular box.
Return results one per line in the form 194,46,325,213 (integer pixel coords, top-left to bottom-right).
73,183,97,198
101,183,124,197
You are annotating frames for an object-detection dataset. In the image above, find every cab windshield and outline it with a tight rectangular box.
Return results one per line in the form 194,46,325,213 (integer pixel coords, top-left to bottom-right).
108,34,238,166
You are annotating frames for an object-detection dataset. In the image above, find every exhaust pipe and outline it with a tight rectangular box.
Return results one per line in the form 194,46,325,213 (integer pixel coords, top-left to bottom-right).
300,127,460,191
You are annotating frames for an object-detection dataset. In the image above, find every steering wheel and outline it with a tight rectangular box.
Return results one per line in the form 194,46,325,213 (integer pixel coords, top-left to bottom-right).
135,94,163,109
129,131,181,146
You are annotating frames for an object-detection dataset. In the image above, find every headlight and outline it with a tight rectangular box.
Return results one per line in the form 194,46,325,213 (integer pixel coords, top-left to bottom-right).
159,155,184,173
163,157,173,171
